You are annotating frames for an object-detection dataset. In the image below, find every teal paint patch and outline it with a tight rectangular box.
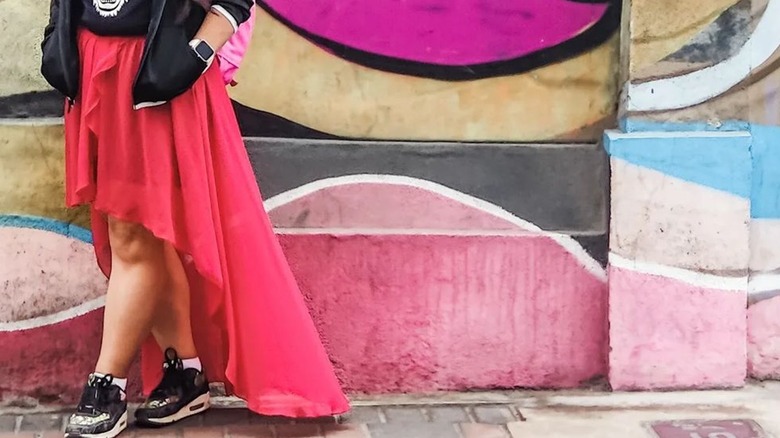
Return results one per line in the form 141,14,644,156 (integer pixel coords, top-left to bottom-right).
0,214,93,244
751,124,780,219
613,119,780,219
604,130,752,199
621,118,749,133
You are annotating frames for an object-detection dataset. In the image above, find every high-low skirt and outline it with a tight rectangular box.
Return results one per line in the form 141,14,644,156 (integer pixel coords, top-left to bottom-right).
64,28,350,417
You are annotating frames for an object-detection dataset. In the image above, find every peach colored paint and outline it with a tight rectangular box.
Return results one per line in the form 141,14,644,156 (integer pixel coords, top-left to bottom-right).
0,227,105,323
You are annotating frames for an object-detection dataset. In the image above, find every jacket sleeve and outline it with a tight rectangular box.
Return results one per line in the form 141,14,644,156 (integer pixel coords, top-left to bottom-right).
41,0,59,50
210,0,253,33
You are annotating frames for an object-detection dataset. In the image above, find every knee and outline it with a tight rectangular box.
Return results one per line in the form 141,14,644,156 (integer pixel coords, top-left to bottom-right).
108,218,160,264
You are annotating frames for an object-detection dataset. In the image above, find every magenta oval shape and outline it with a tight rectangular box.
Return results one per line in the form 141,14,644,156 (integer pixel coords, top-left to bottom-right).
259,0,614,66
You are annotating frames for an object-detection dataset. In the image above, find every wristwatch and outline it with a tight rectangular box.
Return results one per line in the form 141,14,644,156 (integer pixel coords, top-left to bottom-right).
189,39,215,64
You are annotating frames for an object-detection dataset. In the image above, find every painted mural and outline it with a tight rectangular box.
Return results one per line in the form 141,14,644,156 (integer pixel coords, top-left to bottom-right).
607,0,780,388
230,1,620,141
0,0,619,403
1,0,622,141
4,0,777,404
256,0,618,79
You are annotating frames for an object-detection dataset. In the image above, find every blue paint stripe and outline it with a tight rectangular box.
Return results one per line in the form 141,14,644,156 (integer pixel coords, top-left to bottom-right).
611,119,780,219
621,118,749,133
0,214,93,244
604,130,752,198
751,124,780,219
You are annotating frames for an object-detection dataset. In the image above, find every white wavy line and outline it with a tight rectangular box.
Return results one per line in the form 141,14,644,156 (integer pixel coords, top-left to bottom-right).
5,254,774,333
0,296,105,332
1,175,607,331
611,252,780,296
609,253,747,291
263,174,607,282
626,0,780,111
750,272,780,294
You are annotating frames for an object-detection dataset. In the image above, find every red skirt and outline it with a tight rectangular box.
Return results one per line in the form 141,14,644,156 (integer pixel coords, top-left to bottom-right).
64,29,350,417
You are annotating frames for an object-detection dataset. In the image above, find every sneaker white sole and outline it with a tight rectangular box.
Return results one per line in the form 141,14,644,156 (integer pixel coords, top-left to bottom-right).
65,411,128,438
138,392,211,425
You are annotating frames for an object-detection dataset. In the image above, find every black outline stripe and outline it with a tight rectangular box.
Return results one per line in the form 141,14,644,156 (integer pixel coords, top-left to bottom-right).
232,100,339,139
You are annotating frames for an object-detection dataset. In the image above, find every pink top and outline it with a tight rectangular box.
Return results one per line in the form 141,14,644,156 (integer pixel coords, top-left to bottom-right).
217,5,256,85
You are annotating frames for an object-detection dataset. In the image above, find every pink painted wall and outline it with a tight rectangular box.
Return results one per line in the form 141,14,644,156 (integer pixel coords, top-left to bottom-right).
0,181,610,402
748,296,780,379
281,234,607,392
608,266,746,390
5,0,780,404
0,232,607,400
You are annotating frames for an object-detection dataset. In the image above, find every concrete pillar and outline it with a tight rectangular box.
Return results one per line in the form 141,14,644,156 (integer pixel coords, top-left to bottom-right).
605,0,769,389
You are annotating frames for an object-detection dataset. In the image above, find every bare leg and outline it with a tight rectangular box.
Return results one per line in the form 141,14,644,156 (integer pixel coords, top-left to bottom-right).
150,243,198,358
94,216,169,377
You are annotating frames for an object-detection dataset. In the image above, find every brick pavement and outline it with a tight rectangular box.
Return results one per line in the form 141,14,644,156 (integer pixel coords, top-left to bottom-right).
0,405,521,438
4,383,780,437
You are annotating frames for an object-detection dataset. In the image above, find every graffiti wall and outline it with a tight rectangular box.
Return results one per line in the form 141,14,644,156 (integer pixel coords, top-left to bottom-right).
0,0,621,403
231,0,621,141
607,0,780,388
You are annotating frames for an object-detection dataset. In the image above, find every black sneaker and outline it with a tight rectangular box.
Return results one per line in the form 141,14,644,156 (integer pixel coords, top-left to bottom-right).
134,348,210,427
65,374,128,438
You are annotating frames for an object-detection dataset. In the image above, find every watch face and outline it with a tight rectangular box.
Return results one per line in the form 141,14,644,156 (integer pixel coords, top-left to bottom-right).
195,41,214,60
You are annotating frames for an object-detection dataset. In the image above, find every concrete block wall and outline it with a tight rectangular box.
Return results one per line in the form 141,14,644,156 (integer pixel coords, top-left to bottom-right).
606,0,780,389
0,0,621,403
1,0,778,404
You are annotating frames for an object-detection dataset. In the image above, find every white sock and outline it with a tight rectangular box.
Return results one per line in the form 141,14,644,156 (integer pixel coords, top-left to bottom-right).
181,357,202,372
93,373,127,392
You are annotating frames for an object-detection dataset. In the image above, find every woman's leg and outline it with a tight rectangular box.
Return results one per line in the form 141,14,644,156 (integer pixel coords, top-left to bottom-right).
135,245,210,427
66,216,167,436
150,242,198,358
94,216,169,377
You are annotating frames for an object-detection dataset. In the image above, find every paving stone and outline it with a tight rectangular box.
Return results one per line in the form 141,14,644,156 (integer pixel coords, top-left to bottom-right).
342,407,382,425
649,419,768,438
19,414,63,431
322,424,370,438
182,426,227,438
225,424,274,438
174,414,205,429
472,406,515,424
291,417,337,425
0,415,19,432
427,407,469,423
35,432,70,438
381,408,425,423
368,422,460,438
506,422,523,438
249,414,294,425
131,427,184,438
202,409,251,427
274,423,323,438
459,423,510,438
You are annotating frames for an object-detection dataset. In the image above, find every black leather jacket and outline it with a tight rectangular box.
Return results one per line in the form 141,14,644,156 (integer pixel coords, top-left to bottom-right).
40,0,253,109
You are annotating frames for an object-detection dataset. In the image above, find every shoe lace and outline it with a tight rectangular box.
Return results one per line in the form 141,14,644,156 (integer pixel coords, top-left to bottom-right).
151,349,184,398
77,374,113,415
